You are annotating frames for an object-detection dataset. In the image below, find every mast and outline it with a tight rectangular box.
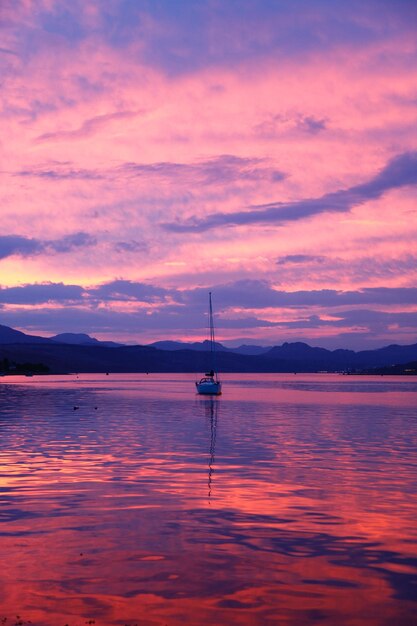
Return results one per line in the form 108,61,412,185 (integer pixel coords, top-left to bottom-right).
209,292,217,379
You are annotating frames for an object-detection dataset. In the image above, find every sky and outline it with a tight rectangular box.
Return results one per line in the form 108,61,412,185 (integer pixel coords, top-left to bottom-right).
1,0,416,349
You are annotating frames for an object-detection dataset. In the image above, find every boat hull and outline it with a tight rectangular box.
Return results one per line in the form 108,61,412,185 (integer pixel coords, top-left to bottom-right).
196,380,222,395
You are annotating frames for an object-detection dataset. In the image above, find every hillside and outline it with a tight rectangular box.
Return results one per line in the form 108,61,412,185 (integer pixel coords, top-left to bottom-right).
0,324,416,374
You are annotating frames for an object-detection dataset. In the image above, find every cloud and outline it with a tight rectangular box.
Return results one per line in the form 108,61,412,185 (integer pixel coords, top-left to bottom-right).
276,254,327,265
36,110,141,142
14,155,284,188
0,282,84,305
93,0,417,75
255,112,328,138
1,279,416,349
16,164,104,180
298,116,327,134
0,236,42,259
48,232,96,253
270,254,417,289
162,151,417,232
121,155,285,186
219,309,417,333
0,47,18,57
1,1,416,353
180,280,417,310
0,233,96,260
89,280,172,303
329,308,417,329
2,278,416,311
114,240,148,254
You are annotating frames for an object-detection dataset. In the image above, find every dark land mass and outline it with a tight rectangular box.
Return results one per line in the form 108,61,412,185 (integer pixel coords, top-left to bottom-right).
0,342,298,374
0,357,49,375
0,323,417,373
358,361,417,375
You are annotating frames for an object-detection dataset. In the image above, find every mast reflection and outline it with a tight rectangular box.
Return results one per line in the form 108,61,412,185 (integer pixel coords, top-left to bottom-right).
200,396,219,500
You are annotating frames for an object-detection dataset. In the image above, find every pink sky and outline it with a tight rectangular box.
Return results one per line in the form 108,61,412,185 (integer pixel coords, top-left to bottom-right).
0,0,416,348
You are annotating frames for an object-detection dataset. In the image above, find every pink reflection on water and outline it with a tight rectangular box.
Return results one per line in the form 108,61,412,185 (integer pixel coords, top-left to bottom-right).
0,374,416,625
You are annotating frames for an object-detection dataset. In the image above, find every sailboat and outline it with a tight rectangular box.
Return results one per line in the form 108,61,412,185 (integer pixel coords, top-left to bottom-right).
195,292,222,395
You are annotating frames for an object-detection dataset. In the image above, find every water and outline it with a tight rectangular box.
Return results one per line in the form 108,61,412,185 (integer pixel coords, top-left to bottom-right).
0,373,416,625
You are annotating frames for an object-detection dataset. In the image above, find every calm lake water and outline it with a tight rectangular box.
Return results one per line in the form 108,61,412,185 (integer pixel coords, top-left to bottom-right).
0,373,416,625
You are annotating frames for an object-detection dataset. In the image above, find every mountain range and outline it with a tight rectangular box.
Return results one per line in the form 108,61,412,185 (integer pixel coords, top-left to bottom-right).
1,324,416,374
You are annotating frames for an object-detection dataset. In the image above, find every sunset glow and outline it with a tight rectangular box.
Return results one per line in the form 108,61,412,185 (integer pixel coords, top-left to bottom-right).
1,0,416,348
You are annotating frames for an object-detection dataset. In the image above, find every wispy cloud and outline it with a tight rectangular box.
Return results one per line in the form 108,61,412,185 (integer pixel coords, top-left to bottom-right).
16,164,104,180
162,152,417,232
48,232,96,253
36,110,142,142
14,155,284,187
255,112,328,138
121,155,285,186
271,253,417,287
114,240,148,254
89,280,171,303
0,47,18,57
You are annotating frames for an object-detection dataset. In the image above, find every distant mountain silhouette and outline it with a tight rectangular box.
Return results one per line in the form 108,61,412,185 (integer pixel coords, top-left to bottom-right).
263,342,355,369
0,324,52,344
51,332,122,348
229,344,270,355
150,340,271,355
149,339,229,352
0,323,416,374
263,341,417,370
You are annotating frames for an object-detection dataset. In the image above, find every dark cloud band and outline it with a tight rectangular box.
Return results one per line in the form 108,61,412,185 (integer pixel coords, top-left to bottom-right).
1,278,416,309
0,233,96,260
162,152,417,232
